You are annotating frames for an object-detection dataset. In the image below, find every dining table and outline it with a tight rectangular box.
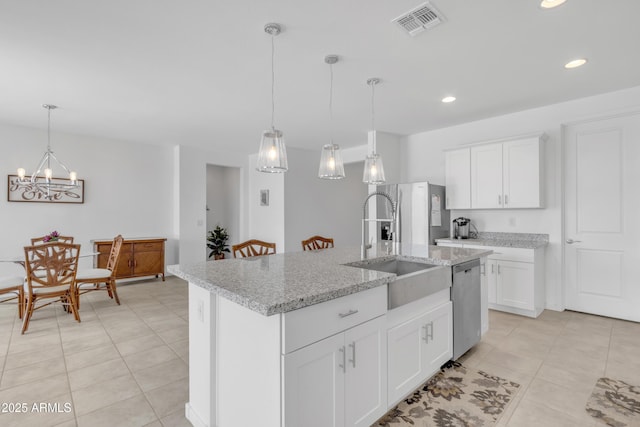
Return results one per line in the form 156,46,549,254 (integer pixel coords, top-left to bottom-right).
0,251,100,268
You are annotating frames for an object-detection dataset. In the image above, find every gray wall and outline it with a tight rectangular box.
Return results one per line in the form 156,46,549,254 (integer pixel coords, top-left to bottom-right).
284,148,367,252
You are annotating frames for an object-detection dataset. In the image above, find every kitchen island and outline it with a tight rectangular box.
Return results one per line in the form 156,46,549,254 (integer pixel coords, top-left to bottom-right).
168,245,491,427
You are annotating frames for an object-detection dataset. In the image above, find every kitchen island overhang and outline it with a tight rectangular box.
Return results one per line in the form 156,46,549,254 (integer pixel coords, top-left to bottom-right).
168,245,491,427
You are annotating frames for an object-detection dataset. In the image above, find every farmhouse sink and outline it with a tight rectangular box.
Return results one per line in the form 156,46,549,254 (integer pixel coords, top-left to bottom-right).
346,258,452,309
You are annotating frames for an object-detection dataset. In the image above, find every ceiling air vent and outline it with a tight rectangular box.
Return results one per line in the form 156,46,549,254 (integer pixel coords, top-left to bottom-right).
392,2,445,36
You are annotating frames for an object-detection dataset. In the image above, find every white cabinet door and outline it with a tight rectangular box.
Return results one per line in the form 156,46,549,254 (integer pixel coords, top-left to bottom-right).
479,257,489,334
284,333,345,427
445,148,471,209
487,259,498,304
424,302,453,373
503,137,542,208
496,260,535,311
344,316,387,427
387,302,452,405
471,143,503,209
387,310,430,405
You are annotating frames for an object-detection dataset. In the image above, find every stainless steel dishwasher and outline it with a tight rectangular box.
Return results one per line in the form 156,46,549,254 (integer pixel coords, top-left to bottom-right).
452,259,481,360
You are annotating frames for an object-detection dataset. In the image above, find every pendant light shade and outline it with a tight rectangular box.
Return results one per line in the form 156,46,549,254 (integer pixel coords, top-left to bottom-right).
257,23,288,173
318,54,345,179
318,143,345,179
257,128,287,172
363,152,385,184
363,78,386,184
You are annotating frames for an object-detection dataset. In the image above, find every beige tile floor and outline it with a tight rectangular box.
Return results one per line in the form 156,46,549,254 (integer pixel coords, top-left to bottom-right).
1,277,639,427
460,309,640,427
0,276,190,427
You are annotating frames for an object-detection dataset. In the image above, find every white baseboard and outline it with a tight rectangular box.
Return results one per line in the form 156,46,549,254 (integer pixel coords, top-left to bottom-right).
185,402,209,427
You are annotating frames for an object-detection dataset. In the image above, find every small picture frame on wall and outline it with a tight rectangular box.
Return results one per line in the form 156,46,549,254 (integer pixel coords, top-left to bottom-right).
260,189,269,206
7,175,85,203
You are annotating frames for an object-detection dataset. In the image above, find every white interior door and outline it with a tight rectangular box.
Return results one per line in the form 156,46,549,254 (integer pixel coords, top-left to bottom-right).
564,113,640,321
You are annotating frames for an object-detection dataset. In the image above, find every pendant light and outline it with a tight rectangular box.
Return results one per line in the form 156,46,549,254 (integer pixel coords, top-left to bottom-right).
256,23,288,173
17,104,79,200
363,78,385,184
318,55,345,179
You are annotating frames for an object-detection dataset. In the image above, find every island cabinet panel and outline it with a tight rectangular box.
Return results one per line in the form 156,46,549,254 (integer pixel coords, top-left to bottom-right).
284,316,387,427
93,238,166,281
387,300,452,405
283,334,345,427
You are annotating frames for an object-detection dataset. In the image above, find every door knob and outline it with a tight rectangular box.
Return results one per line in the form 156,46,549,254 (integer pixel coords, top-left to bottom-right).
566,239,582,244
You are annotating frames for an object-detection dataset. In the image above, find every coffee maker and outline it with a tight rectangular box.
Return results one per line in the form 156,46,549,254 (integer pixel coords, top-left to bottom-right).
452,217,471,239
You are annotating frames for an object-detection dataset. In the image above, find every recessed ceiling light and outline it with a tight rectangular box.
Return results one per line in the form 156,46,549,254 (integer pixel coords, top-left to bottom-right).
540,0,567,9
564,58,587,69
442,96,456,103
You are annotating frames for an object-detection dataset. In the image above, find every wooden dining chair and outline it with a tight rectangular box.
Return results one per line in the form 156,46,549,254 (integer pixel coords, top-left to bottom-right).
23,242,81,334
30,235,74,245
0,276,25,319
74,235,123,308
301,235,334,251
232,239,276,258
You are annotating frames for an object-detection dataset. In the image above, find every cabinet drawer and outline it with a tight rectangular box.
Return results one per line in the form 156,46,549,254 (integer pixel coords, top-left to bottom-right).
465,245,534,263
133,241,163,252
281,285,387,354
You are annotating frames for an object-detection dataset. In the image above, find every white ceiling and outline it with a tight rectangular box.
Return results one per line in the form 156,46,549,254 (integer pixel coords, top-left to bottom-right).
2,0,640,154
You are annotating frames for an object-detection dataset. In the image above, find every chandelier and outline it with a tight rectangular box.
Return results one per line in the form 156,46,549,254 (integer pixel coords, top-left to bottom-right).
16,104,79,199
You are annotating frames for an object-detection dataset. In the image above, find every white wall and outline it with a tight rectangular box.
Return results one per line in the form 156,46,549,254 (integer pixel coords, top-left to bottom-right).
0,122,175,277
177,145,246,265
283,148,367,252
245,153,285,252
401,84,640,310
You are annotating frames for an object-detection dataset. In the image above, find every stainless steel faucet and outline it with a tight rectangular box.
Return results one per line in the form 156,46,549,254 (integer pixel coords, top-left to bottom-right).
362,191,397,258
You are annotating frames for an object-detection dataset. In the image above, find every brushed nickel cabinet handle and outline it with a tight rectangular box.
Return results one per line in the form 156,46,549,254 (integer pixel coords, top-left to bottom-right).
339,309,358,318
338,346,346,372
349,342,356,368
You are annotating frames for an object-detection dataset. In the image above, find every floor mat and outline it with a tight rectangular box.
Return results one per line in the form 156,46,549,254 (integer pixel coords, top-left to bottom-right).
372,361,520,426
586,377,640,427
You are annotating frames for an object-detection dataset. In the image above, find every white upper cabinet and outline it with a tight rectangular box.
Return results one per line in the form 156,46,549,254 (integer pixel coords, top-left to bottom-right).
502,137,543,208
471,143,503,209
450,134,545,210
444,148,471,209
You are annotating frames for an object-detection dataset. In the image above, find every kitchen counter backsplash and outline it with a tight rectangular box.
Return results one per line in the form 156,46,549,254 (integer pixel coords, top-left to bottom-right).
436,232,548,249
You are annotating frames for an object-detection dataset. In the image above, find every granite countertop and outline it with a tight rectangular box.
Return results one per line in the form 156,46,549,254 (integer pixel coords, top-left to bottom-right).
168,244,491,316
436,232,549,249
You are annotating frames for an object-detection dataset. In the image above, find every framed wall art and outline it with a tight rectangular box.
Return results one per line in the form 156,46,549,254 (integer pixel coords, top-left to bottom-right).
7,175,85,204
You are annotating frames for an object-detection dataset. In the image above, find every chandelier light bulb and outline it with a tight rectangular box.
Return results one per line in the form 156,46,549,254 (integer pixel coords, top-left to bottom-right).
44,168,52,180
69,171,77,182
328,156,335,170
17,168,26,180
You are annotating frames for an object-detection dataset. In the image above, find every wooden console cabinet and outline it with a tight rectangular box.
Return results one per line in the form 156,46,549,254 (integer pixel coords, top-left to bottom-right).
92,237,166,281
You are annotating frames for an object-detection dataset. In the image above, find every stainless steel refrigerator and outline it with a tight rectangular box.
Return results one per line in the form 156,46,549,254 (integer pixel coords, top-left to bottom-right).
375,182,450,247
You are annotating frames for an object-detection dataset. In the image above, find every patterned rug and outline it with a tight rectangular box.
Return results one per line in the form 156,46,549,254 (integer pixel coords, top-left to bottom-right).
586,377,640,427
372,361,520,427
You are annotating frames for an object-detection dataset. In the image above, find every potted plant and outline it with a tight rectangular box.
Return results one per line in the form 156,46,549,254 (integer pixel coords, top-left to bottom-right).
207,226,230,260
